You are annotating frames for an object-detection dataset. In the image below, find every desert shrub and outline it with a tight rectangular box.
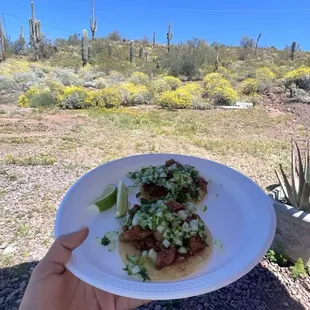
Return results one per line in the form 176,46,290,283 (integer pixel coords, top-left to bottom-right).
241,78,258,95
93,77,107,89
286,83,310,103
106,71,126,86
284,67,310,91
256,67,276,80
28,91,57,108
49,52,81,69
158,88,192,109
0,59,30,76
18,86,42,107
107,31,122,41
204,73,238,105
92,87,122,107
163,39,209,79
55,86,90,109
118,83,152,105
181,82,204,96
51,68,81,86
162,76,182,90
0,76,15,91
150,78,171,93
14,72,41,89
129,72,150,85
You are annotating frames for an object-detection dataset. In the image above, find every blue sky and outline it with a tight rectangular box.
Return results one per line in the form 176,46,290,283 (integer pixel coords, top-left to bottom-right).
2,0,310,50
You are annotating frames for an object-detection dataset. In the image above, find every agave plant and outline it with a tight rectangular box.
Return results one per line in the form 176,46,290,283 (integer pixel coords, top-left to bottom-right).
275,139,310,212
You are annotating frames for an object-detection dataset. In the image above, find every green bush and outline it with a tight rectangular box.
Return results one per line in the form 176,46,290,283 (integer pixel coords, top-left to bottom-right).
29,91,57,108
284,67,310,91
129,72,150,86
0,76,15,91
241,78,258,95
162,76,182,90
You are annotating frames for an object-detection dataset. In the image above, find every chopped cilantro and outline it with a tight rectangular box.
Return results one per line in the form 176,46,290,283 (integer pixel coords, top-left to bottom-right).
136,192,141,198
201,205,207,212
101,236,110,246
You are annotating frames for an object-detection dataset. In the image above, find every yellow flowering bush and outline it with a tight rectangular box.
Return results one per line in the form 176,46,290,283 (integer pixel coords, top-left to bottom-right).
130,72,150,85
162,76,182,90
181,83,204,96
18,86,42,107
241,78,259,95
18,86,56,108
118,83,152,105
204,73,238,105
0,59,31,76
284,67,310,90
98,87,122,107
150,78,171,93
255,67,276,80
158,88,192,109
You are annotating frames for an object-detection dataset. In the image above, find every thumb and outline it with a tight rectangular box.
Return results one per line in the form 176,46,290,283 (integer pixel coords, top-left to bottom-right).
40,227,89,274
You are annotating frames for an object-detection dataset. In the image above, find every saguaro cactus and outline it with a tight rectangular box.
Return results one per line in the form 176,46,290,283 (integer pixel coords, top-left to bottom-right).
167,22,173,52
108,43,112,56
81,29,89,66
0,18,5,61
255,33,262,55
20,25,26,52
139,46,144,58
90,0,97,40
291,41,296,60
88,44,92,63
153,31,156,48
29,1,42,61
129,41,134,63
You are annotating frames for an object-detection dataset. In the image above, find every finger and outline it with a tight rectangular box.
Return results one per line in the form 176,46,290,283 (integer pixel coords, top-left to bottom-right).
43,227,89,269
116,297,152,310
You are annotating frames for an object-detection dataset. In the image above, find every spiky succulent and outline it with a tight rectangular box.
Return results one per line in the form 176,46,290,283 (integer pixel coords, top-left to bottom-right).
275,139,310,212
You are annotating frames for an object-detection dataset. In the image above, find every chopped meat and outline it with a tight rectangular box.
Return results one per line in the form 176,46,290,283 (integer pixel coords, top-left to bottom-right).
197,176,208,193
167,200,185,212
167,171,173,179
186,213,201,222
144,236,160,251
153,231,163,241
165,159,177,167
129,204,140,216
141,183,167,199
156,247,176,270
130,241,144,251
189,236,206,254
119,225,152,242
174,254,187,264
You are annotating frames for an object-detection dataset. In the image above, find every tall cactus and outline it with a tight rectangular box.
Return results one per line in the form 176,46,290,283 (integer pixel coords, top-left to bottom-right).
88,44,92,63
108,43,112,56
29,1,42,61
167,22,173,52
153,31,156,48
139,46,144,58
129,41,134,63
81,30,89,66
20,25,26,52
291,41,296,60
90,0,97,40
0,18,5,61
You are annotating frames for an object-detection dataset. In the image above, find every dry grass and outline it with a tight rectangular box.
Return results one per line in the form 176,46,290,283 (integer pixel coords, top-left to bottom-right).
0,103,305,267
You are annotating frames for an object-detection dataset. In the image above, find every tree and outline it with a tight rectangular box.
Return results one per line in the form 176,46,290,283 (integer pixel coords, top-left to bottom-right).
107,31,122,41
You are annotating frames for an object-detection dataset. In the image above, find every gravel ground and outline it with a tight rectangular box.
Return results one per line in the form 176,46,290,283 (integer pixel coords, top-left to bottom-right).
0,104,309,309
1,258,309,310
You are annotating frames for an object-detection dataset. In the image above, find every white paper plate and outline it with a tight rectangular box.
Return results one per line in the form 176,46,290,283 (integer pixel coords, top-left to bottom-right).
55,154,276,300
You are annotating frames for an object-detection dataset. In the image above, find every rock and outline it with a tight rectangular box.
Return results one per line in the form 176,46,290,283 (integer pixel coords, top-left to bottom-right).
5,289,20,302
3,244,16,255
154,305,161,310
83,81,96,88
0,297,4,305
235,101,254,108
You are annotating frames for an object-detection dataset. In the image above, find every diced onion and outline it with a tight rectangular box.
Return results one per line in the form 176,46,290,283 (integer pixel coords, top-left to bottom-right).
177,247,188,254
163,239,170,248
131,265,141,275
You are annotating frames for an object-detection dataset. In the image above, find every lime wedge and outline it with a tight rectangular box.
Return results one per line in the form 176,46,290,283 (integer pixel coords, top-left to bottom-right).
115,180,128,218
94,184,117,212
